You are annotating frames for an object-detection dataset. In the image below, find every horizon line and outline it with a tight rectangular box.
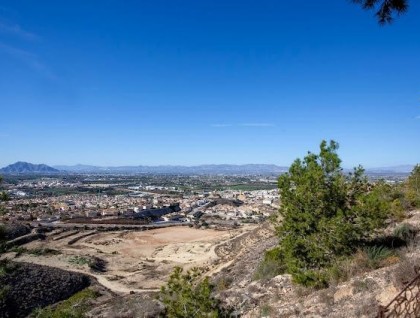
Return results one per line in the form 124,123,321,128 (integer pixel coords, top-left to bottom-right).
1,161,417,170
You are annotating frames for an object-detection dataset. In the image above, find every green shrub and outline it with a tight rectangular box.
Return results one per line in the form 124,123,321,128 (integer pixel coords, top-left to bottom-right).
68,255,106,272
214,275,233,292
28,248,62,256
259,303,274,317
10,246,28,256
363,245,393,269
393,223,417,244
407,165,420,208
159,267,229,318
254,247,286,281
325,247,399,286
0,259,17,277
68,256,91,266
289,268,329,289
391,199,406,220
88,257,107,272
0,285,10,302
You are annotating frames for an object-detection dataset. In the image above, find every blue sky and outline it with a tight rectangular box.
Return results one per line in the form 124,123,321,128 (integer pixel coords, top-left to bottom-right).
0,0,419,168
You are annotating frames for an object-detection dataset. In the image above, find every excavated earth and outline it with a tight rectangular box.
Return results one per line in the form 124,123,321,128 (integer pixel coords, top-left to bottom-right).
0,262,90,318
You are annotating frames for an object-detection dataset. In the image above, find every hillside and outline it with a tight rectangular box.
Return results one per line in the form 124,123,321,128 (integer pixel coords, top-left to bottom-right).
80,211,420,317
0,162,59,174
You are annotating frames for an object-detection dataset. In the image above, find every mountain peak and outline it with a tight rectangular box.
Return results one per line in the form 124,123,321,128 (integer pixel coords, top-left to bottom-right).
0,162,59,174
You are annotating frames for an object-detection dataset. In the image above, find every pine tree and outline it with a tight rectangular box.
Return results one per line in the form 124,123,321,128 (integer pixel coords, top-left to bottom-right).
273,140,389,287
353,0,409,24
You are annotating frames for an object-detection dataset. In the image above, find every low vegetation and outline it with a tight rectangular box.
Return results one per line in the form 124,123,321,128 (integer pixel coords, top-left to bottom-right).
0,176,8,253
253,247,286,281
0,225,6,254
69,256,91,266
8,246,62,257
28,247,62,256
159,266,229,318
392,257,420,290
0,175,9,218
0,259,16,277
68,255,107,272
31,288,99,318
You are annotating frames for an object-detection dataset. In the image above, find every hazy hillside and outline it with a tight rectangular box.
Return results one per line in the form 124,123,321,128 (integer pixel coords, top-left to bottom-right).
0,162,59,174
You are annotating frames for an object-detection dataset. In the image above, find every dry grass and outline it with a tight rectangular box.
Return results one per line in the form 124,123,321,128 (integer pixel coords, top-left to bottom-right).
327,248,400,285
393,257,420,290
353,295,380,317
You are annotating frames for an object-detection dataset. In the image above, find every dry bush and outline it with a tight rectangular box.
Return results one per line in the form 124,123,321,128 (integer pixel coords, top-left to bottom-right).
326,248,400,286
393,223,416,241
354,295,380,318
327,252,368,285
393,257,420,290
294,285,315,298
317,288,335,306
259,303,274,317
214,275,233,292
352,278,378,294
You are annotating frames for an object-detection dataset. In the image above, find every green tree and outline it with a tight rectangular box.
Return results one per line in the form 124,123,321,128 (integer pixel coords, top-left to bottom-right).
352,0,409,24
406,164,420,207
273,140,389,287
0,176,8,217
408,164,420,194
159,267,227,318
0,176,8,202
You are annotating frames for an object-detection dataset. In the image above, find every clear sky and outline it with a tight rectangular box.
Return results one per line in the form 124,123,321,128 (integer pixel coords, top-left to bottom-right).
0,0,419,168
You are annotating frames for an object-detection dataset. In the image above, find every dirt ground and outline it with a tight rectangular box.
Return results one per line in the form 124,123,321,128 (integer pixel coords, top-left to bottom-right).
14,225,258,294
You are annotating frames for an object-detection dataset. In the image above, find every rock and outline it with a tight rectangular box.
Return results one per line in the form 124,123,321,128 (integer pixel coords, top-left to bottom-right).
333,284,353,302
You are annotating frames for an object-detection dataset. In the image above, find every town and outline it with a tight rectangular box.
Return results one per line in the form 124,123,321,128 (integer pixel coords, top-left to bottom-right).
0,174,279,229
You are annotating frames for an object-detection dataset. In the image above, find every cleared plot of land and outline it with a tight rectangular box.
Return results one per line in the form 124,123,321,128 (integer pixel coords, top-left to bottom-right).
15,225,257,294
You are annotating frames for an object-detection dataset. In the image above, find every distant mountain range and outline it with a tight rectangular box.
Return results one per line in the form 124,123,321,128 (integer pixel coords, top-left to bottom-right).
0,162,415,175
0,162,59,174
52,164,416,175
363,165,415,174
53,164,289,175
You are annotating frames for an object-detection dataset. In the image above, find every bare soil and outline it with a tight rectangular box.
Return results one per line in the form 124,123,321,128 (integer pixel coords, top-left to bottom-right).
13,225,258,294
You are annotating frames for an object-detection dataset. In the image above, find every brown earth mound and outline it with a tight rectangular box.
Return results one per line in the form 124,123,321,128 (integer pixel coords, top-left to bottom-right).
0,261,90,318
1,222,31,240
